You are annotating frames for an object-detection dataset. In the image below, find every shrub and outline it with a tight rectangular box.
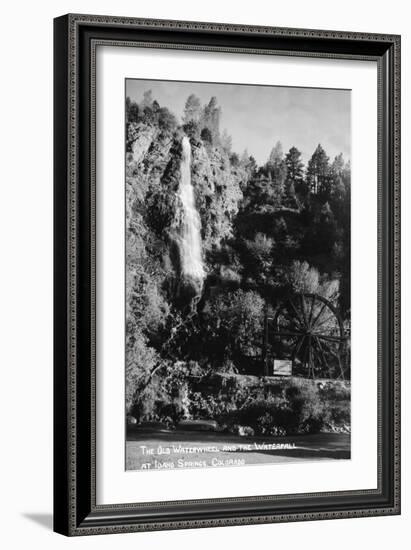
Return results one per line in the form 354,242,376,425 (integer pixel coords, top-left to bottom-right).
257,412,287,436
130,365,350,435
286,260,320,294
132,361,210,424
125,329,158,413
158,107,177,132
200,127,213,144
202,289,264,360
284,379,327,433
182,120,200,141
214,378,341,435
229,152,240,167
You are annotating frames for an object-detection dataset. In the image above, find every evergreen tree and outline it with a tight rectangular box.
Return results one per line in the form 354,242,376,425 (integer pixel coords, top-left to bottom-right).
182,94,201,124
306,144,330,195
229,152,240,167
330,153,345,177
244,155,257,178
341,160,351,190
265,141,287,200
240,148,250,165
141,89,153,108
201,96,221,143
285,146,304,184
284,146,304,207
126,97,139,123
221,129,232,154
268,141,283,165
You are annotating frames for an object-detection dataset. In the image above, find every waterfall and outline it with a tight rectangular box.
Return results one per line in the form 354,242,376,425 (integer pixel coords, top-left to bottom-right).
176,136,205,286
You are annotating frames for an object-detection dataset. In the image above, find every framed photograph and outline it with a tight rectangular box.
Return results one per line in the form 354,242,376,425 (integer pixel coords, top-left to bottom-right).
53,14,401,536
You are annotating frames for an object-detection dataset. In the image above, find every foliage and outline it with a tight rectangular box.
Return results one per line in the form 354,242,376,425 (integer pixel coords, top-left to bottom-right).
286,260,320,293
229,152,240,167
182,94,201,123
202,290,264,361
182,119,201,141
126,329,159,413
285,146,304,184
264,141,287,196
284,146,304,207
200,96,221,144
306,144,330,195
200,127,213,145
125,95,177,134
220,129,232,154
132,371,350,435
284,260,340,300
130,360,203,423
219,377,349,435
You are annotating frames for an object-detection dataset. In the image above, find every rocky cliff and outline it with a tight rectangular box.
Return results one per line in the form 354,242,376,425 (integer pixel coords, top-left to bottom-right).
126,122,248,300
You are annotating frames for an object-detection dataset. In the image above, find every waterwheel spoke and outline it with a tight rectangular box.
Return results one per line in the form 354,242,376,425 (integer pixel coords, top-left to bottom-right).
283,335,302,361
272,330,304,338
301,337,309,366
312,313,338,331
307,337,312,377
310,301,328,329
317,338,341,361
314,336,332,377
320,337,346,380
288,298,305,330
307,294,316,328
291,335,305,362
309,335,317,378
312,336,325,368
299,294,309,328
310,343,319,372
315,334,345,344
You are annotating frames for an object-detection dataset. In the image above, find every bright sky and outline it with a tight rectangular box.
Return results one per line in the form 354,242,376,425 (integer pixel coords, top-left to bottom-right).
126,79,351,166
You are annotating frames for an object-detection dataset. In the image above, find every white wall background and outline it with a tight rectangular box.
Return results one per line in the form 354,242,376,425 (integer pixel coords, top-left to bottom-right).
0,0,408,547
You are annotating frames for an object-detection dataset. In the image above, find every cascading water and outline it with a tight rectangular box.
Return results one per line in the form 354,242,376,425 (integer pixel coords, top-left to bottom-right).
175,136,205,289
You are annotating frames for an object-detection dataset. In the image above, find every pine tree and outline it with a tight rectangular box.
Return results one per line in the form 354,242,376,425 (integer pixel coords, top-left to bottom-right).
284,146,304,207
285,146,304,184
141,89,153,108
306,144,330,195
240,148,250,165
265,141,287,201
221,129,232,154
126,97,139,123
244,155,257,178
182,94,201,124
268,141,283,165
330,153,345,177
200,97,221,143
329,154,347,204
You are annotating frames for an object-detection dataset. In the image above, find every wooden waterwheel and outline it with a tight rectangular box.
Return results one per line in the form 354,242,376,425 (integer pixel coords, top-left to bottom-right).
267,293,348,379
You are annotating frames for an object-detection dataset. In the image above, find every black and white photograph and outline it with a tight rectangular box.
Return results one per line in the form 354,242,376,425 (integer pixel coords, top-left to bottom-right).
125,79,352,471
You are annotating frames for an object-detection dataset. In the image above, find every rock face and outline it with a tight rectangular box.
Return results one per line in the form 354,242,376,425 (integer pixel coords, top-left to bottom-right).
126,122,248,309
190,140,244,251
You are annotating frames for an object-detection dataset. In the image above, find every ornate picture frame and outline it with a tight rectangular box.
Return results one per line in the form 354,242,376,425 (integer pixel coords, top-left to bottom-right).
53,14,400,536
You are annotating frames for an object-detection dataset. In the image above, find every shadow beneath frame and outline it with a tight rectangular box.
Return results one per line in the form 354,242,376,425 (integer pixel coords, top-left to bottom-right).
23,513,53,531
